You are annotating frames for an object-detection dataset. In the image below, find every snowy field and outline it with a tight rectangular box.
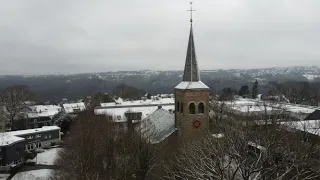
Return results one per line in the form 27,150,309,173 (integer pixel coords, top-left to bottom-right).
36,148,62,165
12,169,53,180
11,148,62,180
0,174,9,180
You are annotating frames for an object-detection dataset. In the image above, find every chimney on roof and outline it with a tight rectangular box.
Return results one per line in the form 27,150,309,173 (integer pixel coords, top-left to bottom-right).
158,105,162,109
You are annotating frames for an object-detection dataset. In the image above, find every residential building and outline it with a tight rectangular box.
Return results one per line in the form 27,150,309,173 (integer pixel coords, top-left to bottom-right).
0,135,25,172
63,102,86,114
0,126,61,172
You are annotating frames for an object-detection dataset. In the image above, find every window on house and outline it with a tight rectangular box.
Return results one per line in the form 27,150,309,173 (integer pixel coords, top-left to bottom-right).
198,102,204,114
16,148,21,155
180,102,184,113
176,101,179,112
189,103,196,114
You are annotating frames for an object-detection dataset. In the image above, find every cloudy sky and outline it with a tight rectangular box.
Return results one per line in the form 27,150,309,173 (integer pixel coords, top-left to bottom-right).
1,0,320,75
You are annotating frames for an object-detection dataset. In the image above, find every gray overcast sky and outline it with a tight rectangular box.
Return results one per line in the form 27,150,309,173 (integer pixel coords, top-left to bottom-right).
1,0,320,75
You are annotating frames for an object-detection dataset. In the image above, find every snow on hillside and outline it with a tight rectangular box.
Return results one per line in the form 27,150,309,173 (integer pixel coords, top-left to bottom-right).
303,74,319,81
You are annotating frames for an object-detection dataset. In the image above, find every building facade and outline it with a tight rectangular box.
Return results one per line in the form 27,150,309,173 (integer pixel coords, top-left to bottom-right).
0,126,61,172
0,135,25,172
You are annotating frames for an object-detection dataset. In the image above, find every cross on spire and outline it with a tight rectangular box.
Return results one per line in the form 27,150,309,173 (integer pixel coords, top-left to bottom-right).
187,2,196,23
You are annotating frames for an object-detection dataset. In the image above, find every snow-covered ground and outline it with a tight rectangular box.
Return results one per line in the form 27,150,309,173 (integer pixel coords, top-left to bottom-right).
0,174,10,180
36,148,62,165
11,148,61,180
12,169,53,180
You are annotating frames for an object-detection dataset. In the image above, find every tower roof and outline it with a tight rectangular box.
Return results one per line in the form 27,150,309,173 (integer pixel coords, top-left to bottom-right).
183,24,200,82
175,12,209,90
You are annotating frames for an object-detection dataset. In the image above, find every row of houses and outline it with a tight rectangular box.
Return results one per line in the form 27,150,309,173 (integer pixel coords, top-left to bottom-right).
8,102,86,130
94,96,175,143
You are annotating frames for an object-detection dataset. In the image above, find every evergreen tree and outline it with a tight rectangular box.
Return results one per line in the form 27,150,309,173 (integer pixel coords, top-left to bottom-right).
219,87,234,101
238,85,249,97
252,80,259,99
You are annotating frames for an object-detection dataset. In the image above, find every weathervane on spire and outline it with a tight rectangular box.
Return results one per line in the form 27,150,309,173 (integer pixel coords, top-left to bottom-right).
187,2,196,23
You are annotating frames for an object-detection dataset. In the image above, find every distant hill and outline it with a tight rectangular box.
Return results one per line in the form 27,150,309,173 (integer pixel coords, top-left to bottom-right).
0,66,319,102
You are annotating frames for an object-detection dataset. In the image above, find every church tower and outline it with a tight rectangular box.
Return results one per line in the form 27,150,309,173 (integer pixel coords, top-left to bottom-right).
174,2,210,141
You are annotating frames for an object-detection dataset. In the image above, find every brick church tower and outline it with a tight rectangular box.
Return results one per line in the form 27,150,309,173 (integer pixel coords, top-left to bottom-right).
174,5,210,141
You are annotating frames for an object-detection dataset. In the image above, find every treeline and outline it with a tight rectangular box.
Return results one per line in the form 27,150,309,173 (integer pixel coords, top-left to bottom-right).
217,80,320,106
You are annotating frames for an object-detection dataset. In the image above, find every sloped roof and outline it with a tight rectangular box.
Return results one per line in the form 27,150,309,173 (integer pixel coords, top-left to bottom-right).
0,134,25,146
183,24,199,82
175,81,209,90
282,120,320,136
176,22,209,90
305,110,320,120
138,108,175,144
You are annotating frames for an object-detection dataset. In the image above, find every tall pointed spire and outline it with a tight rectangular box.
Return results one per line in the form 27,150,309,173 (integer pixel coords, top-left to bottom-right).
183,2,200,82
175,2,208,90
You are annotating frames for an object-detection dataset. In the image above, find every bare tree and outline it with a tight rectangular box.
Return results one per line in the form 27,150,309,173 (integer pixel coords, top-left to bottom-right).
161,117,320,180
0,85,32,128
52,110,157,180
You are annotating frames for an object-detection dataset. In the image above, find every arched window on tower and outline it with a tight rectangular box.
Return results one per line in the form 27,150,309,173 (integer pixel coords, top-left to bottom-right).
176,101,180,112
189,103,195,114
180,102,184,113
198,102,204,114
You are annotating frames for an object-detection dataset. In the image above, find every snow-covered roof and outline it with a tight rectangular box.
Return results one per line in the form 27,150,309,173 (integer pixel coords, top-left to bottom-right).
138,108,175,144
95,105,174,122
7,126,60,137
100,97,174,108
0,134,25,146
175,81,209,90
63,102,86,113
282,120,320,136
28,105,62,118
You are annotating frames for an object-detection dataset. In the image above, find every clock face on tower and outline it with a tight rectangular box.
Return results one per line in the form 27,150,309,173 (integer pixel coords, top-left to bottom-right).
192,119,201,128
